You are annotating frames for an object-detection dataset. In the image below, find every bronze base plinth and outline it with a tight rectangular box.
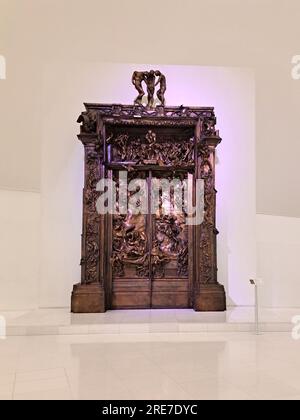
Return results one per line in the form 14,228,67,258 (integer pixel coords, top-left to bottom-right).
193,284,226,312
71,283,106,313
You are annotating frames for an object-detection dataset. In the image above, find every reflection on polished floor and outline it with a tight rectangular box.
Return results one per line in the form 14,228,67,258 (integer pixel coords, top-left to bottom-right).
0,332,300,400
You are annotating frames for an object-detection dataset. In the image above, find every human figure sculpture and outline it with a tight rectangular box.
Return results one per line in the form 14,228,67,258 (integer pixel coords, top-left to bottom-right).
132,70,167,108
132,71,146,105
144,70,156,108
155,71,167,106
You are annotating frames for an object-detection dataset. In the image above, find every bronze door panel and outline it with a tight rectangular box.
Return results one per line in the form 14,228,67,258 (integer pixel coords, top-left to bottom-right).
111,170,191,309
111,170,151,308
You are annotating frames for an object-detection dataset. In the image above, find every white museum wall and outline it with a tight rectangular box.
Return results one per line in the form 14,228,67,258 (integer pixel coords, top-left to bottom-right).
0,189,40,309
39,63,256,308
257,214,300,308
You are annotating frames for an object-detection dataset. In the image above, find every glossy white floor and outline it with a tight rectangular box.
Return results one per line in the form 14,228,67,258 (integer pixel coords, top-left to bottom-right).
1,307,299,335
1,331,300,400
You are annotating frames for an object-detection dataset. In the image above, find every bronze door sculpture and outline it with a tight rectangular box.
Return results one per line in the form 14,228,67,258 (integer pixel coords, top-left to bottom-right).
71,72,226,312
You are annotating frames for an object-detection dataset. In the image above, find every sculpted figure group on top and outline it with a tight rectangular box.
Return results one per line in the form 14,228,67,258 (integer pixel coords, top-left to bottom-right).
132,70,166,108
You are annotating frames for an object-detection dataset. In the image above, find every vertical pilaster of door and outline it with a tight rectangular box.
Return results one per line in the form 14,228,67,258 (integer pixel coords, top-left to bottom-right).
188,172,195,308
193,117,226,311
105,169,113,309
148,170,153,308
71,135,106,313
193,118,201,308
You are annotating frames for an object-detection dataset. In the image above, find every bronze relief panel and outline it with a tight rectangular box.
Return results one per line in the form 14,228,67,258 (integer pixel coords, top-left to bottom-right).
151,172,189,279
107,129,194,167
111,171,149,279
